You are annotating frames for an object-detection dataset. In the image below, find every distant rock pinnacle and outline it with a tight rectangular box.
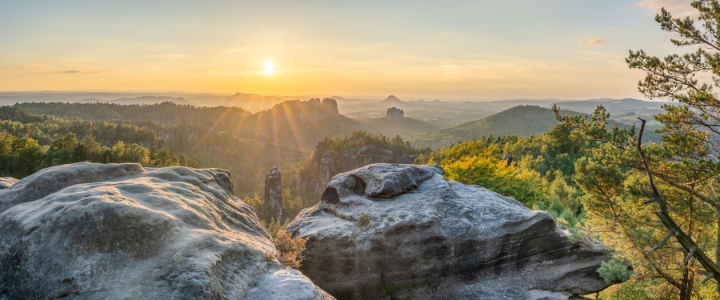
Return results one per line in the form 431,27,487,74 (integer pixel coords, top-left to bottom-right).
386,107,404,120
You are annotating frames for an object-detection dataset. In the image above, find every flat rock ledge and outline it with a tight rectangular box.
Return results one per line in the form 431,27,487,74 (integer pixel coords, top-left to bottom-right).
287,163,619,300
0,162,334,300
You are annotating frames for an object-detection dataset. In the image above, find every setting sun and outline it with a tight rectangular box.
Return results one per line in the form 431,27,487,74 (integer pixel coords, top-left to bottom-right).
264,62,274,74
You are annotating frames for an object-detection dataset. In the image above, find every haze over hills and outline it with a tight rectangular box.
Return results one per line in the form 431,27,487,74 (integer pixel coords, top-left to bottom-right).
407,105,662,149
80,96,194,105
189,92,285,112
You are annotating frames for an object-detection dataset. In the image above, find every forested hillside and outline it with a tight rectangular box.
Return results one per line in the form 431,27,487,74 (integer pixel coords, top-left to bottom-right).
416,123,590,224
408,105,662,149
0,107,195,178
12,100,349,193
407,106,580,148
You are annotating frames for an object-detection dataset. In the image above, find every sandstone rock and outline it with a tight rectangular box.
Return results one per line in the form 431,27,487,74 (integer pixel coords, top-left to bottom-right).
302,145,416,196
0,177,17,190
386,107,404,120
264,166,284,222
321,98,339,115
287,163,618,300
0,162,333,300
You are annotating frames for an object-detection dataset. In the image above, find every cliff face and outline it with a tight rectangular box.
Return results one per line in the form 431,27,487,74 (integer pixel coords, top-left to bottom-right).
300,144,416,196
321,98,339,115
0,163,333,300
287,164,622,300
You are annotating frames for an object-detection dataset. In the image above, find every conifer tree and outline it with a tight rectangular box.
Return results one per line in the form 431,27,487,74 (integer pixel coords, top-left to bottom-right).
555,1,720,297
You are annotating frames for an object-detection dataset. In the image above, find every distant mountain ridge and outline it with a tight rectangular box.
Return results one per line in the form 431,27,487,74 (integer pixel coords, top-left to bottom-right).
407,105,661,149
80,96,194,105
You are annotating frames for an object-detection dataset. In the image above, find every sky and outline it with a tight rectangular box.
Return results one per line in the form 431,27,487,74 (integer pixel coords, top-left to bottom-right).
0,0,703,100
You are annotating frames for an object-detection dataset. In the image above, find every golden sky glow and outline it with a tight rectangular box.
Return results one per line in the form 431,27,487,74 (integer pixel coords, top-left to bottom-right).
0,0,698,100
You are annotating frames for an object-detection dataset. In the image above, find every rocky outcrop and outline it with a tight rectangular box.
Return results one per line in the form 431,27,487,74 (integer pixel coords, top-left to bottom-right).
305,98,339,116
264,166,284,222
302,145,417,195
0,177,17,190
321,98,339,115
386,107,404,120
287,163,619,300
0,162,333,300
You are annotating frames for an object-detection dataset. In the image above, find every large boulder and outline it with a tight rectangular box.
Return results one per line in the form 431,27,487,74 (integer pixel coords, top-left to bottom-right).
0,177,17,190
286,163,618,300
301,145,416,196
0,162,333,300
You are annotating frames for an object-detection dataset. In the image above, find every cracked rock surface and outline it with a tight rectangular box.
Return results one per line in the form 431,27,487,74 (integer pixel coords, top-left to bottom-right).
286,163,618,300
0,162,333,300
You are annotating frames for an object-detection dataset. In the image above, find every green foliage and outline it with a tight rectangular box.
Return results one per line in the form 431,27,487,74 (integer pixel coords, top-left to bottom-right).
553,2,720,296
597,257,633,284
0,110,196,178
358,213,371,227
265,218,291,239
548,197,565,218
568,228,583,244
418,129,591,211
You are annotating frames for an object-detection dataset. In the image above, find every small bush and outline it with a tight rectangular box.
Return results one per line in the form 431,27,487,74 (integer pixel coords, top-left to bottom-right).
263,251,277,261
358,213,371,227
273,231,308,269
265,217,291,239
568,228,583,244
549,197,565,216
597,257,632,283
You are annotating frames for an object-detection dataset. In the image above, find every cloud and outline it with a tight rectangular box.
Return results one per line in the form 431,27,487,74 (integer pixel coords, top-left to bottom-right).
639,0,696,16
59,70,111,74
578,38,604,46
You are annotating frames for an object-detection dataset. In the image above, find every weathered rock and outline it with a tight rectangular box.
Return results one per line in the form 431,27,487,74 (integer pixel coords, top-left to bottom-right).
321,98,339,115
0,177,17,190
287,163,618,300
302,145,416,195
386,107,404,120
0,162,333,300
264,166,284,222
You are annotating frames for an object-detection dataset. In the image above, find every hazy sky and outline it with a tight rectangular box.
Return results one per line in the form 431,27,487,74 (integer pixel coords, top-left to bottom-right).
0,0,701,99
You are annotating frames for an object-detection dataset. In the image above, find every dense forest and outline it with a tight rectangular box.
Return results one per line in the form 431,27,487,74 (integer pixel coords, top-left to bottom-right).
0,109,196,179
416,123,590,228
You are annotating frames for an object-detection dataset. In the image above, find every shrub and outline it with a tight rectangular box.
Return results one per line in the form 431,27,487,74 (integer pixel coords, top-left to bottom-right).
568,228,583,244
263,251,277,261
358,213,371,227
265,217,291,239
549,197,565,217
273,231,308,269
561,209,578,227
597,257,633,283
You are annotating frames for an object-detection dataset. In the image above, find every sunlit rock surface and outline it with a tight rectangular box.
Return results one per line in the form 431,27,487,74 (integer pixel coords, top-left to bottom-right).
287,163,617,300
301,145,416,195
0,162,333,300
0,177,16,190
